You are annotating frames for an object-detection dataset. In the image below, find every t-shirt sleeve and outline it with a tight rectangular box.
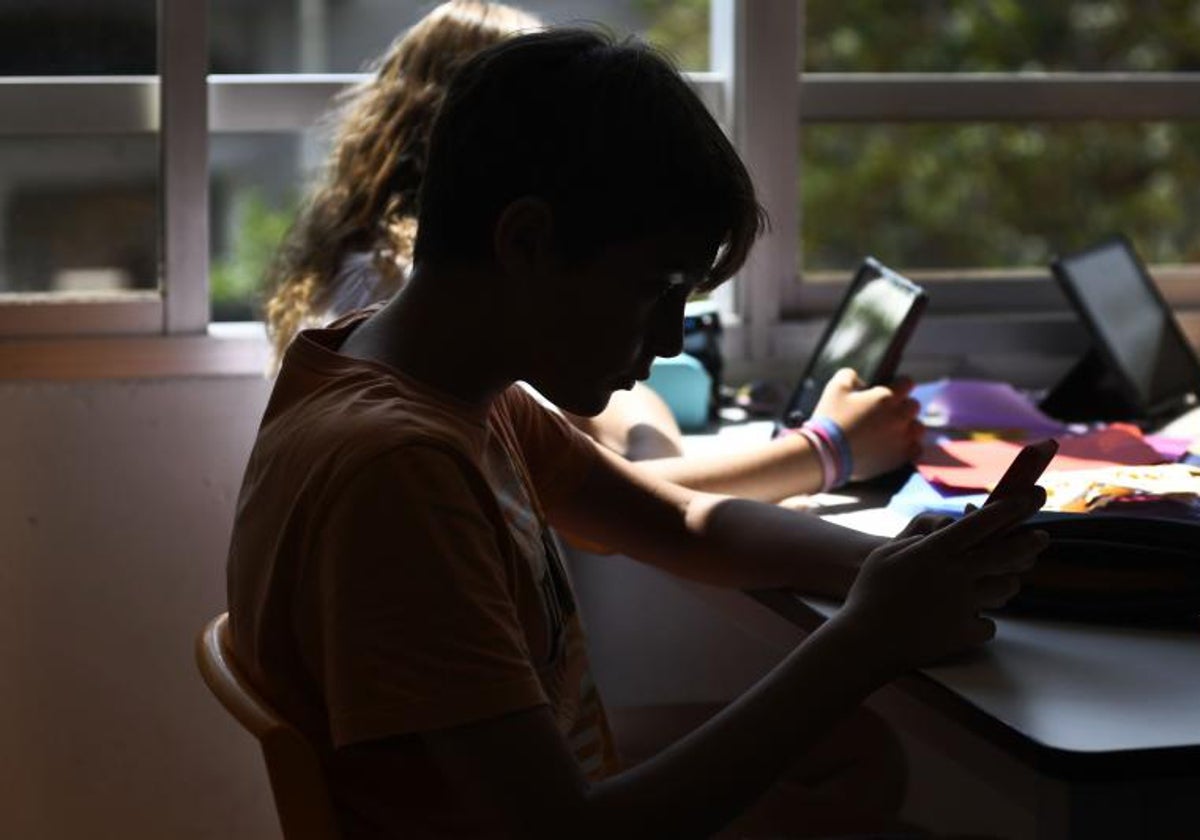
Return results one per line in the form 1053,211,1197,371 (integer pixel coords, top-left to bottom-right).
312,444,548,748
501,385,602,511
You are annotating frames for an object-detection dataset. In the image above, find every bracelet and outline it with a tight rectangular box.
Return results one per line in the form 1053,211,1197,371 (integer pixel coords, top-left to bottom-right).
793,425,837,493
806,415,853,484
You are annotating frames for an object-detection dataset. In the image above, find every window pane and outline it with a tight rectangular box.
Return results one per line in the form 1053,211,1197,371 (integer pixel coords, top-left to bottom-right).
801,122,1200,275
0,136,159,295
209,133,310,321
805,2,1200,73
207,1,712,321
0,0,157,74
209,0,709,73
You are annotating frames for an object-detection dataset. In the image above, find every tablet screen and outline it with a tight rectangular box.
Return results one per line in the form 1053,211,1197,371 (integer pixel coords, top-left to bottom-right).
782,259,926,426
1055,237,1200,415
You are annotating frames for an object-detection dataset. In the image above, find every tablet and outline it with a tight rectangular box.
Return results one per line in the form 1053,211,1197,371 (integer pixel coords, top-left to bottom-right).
1051,234,1200,424
780,257,927,428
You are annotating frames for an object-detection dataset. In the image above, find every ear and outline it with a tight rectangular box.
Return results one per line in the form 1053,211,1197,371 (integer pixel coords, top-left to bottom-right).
492,197,556,283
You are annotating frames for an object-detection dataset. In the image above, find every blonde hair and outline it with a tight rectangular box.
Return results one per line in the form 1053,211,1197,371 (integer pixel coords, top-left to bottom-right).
263,1,541,365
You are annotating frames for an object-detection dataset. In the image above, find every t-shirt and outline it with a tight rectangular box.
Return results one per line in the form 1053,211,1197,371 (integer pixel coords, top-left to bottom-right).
226,313,620,837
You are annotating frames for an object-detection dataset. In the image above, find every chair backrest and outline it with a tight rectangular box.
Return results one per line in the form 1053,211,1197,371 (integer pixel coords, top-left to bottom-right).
196,613,342,840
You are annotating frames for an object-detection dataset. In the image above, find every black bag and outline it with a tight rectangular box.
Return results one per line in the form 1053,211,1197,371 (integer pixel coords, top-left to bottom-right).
1008,512,1200,623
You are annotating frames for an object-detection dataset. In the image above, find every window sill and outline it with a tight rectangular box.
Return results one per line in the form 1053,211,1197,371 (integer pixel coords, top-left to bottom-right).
0,322,271,381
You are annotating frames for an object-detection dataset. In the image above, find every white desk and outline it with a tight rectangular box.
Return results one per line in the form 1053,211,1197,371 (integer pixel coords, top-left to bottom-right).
683,422,1200,837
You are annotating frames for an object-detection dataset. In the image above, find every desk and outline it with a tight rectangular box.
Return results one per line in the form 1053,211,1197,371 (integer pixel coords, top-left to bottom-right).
744,589,1200,838
682,423,1200,838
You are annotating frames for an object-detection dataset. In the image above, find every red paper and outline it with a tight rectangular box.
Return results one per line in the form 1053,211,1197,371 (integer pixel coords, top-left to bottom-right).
916,425,1166,492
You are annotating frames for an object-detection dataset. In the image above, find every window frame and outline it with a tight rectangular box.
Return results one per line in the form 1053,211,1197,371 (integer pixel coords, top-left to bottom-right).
2,0,1199,379
718,0,1200,365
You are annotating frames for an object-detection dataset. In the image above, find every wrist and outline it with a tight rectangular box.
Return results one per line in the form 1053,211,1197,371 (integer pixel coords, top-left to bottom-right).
795,415,851,490
820,609,905,687
806,415,853,481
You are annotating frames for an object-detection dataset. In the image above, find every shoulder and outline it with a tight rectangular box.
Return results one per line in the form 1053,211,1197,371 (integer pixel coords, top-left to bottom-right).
493,384,603,507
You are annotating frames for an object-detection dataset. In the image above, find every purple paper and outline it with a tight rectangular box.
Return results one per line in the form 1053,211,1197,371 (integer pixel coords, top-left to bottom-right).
913,378,1068,435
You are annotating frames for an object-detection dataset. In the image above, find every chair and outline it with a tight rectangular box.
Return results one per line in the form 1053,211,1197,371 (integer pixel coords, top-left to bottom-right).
196,613,342,840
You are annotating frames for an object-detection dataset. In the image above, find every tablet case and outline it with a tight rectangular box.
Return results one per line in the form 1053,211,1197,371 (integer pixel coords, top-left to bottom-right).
1040,234,1200,425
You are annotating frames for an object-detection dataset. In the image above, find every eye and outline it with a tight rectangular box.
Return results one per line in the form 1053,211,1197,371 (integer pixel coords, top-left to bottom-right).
657,271,695,300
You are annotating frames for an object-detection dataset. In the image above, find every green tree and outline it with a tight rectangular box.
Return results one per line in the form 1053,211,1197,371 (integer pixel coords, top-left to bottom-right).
801,1,1200,271
635,0,710,69
638,1,1200,272
210,189,294,321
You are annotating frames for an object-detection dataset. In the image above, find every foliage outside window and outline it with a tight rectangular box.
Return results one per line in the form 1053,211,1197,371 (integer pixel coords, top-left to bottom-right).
802,1,1200,275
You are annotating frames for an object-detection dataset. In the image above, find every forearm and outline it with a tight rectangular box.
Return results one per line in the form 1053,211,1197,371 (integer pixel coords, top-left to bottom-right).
641,494,884,597
634,433,823,503
583,614,891,838
552,447,883,597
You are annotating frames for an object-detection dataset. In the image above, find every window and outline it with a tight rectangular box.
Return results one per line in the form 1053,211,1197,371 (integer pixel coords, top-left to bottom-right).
715,1,1200,365
0,0,161,336
4,1,1199,379
207,1,714,324
800,2,1200,279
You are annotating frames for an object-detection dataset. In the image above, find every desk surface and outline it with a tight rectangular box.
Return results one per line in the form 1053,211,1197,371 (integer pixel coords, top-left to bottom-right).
684,421,1200,776
786,594,1200,762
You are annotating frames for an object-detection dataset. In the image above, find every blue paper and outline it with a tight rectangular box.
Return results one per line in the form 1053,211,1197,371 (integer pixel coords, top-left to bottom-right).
887,470,987,517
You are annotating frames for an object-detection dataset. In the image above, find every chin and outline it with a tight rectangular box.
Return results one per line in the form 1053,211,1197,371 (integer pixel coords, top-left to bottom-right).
541,384,613,418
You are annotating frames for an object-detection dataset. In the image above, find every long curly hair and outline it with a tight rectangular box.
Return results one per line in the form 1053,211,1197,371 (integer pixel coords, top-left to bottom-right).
263,1,541,365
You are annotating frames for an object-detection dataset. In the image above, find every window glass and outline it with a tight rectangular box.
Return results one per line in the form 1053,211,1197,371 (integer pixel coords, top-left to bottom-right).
0,0,156,74
209,0,710,73
0,136,160,295
0,1,159,299
805,1,1200,73
801,122,1200,276
207,1,711,321
209,133,310,321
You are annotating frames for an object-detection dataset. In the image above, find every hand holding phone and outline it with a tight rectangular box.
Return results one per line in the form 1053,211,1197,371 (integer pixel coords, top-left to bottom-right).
984,438,1059,506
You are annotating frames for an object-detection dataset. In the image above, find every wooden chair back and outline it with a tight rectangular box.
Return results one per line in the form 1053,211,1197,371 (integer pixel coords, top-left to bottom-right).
196,613,341,840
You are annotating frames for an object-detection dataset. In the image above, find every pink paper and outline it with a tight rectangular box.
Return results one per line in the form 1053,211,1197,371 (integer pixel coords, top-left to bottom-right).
917,425,1166,492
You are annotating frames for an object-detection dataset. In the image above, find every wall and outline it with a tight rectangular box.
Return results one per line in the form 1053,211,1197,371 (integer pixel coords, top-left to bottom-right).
0,368,1042,838
0,369,811,838
0,375,278,839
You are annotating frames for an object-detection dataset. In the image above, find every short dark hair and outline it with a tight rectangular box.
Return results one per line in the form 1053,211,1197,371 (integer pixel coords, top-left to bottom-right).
414,28,764,289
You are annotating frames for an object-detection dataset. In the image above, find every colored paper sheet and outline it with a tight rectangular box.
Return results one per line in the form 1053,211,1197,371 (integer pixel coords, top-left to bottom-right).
887,470,987,517
916,425,1165,492
912,378,1067,436
1143,434,1192,461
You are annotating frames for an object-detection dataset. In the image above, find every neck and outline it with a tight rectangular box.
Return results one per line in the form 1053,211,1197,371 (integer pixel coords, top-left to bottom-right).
340,263,517,410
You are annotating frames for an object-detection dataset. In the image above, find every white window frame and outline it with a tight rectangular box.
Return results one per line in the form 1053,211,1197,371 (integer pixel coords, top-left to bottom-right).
2,0,1199,378
713,0,1200,365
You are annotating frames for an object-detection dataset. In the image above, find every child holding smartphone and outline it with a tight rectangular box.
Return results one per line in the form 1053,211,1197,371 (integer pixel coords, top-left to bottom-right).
228,26,1047,838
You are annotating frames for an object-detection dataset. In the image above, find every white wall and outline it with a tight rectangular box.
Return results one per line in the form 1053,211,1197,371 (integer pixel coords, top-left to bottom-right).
0,375,279,839
0,371,796,839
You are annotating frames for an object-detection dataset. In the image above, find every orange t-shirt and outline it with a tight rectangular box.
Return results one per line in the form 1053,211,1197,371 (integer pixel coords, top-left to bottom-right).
227,315,619,837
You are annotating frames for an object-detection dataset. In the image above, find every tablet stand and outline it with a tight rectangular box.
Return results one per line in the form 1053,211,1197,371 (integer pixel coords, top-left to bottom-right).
1038,346,1142,423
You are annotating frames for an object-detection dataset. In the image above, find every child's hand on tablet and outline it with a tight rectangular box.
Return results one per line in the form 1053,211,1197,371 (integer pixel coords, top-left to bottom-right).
812,368,924,481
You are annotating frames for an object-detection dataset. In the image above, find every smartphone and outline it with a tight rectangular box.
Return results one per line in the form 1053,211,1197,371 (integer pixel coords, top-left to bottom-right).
984,438,1059,505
